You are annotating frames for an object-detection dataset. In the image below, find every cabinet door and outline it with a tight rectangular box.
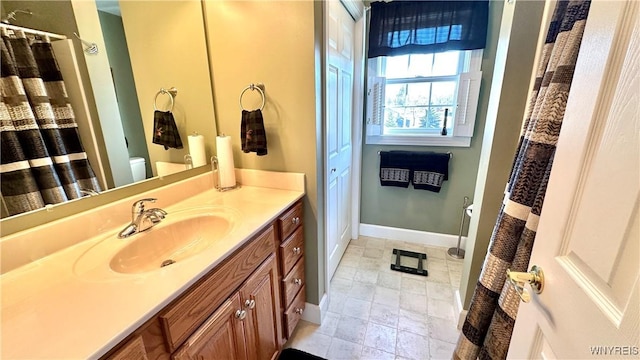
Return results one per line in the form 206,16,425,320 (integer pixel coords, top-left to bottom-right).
172,294,247,360
240,255,281,360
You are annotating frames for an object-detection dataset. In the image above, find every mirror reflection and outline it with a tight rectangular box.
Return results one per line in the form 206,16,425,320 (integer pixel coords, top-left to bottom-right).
0,0,217,219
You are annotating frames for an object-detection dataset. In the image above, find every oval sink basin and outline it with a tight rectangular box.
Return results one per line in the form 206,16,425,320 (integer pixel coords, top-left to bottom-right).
110,211,234,274
73,206,239,278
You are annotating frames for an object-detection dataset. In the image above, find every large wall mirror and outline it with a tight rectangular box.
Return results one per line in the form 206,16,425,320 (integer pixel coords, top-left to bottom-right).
1,0,218,230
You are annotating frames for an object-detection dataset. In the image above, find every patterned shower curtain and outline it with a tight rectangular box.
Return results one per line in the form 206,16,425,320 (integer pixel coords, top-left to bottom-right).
453,1,591,359
0,28,101,217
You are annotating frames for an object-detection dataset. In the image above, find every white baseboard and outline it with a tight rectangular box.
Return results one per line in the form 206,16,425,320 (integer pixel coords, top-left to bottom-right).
301,293,328,325
359,223,467,249
454,289,467,330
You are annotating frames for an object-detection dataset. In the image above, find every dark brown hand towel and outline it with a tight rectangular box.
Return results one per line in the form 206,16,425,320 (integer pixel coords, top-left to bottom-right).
152,110,183,150
411,152,450,192
379,151,412,187
241,109,268,156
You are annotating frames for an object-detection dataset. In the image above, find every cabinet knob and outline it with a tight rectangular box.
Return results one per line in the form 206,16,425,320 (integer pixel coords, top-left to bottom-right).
235,309,247,320
244,299,256,309
292,217,300,225
292,247,301,255
294,308,304,315
294,278,302,285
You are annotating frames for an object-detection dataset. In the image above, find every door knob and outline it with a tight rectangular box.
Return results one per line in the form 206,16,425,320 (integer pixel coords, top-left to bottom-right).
506,265,544,303
244,299,256,309
235,309,247,320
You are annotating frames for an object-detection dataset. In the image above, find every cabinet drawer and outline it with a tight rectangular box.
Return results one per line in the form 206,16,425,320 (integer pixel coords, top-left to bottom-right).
107,336,148,360
160,225,275,352
279,227,304,276
282,259,305,308
278,202,303,240
283,286,306,339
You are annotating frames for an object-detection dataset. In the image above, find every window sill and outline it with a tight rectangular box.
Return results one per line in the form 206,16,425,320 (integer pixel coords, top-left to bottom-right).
366,135,471,147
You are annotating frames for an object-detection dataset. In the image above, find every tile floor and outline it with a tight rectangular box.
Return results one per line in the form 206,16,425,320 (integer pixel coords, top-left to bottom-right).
285,235,463,360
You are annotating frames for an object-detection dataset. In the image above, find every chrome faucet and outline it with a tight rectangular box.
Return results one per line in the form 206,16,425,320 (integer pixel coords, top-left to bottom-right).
118,198,167,239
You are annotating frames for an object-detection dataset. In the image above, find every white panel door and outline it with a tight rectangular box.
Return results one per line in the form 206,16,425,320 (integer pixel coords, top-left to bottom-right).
509,1,639,358
326,0,355,280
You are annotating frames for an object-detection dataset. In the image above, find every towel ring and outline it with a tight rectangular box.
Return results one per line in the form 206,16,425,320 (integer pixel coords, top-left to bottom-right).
239,83,265,111
154,87,178,112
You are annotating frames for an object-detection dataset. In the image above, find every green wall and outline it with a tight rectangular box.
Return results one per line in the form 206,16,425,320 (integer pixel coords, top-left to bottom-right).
98,11,151,178
360,1,504,236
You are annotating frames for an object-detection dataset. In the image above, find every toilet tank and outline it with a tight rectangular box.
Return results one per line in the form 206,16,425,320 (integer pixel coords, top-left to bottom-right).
129,157,147,182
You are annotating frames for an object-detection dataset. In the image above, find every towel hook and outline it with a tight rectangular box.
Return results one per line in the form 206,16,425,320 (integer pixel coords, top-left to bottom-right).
73,32,98,54
239,83,265,111
154,87,178,112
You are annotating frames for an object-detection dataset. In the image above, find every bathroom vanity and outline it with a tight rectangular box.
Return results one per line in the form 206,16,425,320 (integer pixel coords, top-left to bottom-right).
0,170,306,359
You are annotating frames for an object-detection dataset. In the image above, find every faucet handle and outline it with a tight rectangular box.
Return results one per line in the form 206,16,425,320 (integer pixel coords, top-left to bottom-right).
132,198,157,217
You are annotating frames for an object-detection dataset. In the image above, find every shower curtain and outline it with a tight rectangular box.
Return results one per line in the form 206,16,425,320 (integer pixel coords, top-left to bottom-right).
0,28,101,216
453,1,591,359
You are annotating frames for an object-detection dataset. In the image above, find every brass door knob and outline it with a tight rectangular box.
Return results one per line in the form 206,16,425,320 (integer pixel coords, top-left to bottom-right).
506,265,544,303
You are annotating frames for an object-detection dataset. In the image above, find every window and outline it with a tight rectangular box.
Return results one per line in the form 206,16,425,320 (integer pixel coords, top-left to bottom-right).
365,0,489,147
366,49,482,146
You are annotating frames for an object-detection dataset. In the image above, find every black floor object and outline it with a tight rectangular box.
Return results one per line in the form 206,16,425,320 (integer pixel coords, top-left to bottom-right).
391,248,428,276
278,348,327,360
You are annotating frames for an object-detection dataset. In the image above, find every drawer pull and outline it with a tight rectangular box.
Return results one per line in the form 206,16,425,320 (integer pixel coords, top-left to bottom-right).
293,247,301,255
244,299,256,310
292,217,300,225
294,308,304,315
294,278,302,285
235,309,247,320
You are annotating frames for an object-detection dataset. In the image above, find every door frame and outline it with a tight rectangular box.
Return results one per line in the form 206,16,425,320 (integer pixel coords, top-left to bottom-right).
322,0,365,309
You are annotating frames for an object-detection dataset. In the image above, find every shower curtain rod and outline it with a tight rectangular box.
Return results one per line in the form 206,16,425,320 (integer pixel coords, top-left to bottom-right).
0,23,66,40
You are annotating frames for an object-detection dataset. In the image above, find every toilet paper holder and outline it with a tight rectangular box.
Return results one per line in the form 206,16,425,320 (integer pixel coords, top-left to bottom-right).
211,156,239,192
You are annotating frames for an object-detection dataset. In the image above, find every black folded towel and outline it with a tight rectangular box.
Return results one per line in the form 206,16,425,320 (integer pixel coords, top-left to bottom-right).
152,110,183,150
379,150,412,188
241,109,268,156
411,152,450,192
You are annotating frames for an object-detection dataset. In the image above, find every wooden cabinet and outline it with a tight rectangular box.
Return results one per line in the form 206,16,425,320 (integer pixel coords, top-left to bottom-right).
103,200,305,360
239,255,281,360
276,202,306,341
172,295,246,360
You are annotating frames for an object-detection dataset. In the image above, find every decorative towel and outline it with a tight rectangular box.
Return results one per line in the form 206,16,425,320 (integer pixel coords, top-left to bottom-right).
241,109,268,156
152,110,183,150
379,151,412,188
411,152,450,192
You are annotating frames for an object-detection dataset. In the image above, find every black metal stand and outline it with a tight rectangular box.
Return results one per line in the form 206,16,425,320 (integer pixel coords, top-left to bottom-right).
391,249,428,276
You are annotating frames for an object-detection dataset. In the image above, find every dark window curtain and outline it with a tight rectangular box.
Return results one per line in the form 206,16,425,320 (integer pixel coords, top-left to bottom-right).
368,0,489,58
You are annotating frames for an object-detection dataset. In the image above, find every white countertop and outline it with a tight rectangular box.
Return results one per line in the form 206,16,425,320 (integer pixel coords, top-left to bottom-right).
1,178,304,359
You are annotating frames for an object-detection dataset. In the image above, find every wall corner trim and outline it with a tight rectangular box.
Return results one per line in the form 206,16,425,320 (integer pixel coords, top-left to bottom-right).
301,293,328,325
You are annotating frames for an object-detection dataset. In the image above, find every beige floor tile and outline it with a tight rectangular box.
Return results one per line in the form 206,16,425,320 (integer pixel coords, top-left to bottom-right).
401,277,427,295
331,276,354,294
429,338,456,359
334,315,368,344
328,338,364,360
425,269,451,285
316,311,341,337
342,297,372,320
361,346,396,360
446,259,463,272
340,253,362,268
369,302,400,328
427,259,449,272
364,247,385,259
400,292,428,315
328,291,348,314
427,316,459,344
348,282,377,302
425,246,447,260
427,298,455,321
449,269,462,288
377,272,402,290
360,257,383,271
374,286,401,308
346,245,366,256
286,321,332,358
351,237,368,247
397,309,429,337
401,241,425,253
384,239,405,250
355,269,380,284
364,322,397,354
366,237,387,249
426,282,454,302
334,265,357,280
396,330,430,360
